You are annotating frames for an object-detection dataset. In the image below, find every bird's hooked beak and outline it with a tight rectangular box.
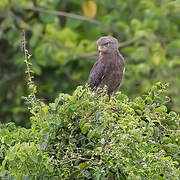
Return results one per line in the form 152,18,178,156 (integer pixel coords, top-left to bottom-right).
98,46,103,52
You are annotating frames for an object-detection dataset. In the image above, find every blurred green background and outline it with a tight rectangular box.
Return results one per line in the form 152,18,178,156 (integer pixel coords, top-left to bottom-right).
0,0,179,127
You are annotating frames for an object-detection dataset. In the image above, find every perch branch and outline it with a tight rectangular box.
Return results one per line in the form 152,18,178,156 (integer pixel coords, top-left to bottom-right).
80,37,144,58
27,7,102,25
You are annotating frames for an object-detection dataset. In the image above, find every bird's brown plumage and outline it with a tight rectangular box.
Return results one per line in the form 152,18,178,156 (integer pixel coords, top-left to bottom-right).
88,36,125,98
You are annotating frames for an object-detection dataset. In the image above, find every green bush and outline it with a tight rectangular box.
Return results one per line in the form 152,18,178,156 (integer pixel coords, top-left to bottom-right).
0,83,179,179
0,0,180,126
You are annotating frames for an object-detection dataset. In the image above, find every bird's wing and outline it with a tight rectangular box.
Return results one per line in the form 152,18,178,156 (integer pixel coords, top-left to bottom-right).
88,61,105,90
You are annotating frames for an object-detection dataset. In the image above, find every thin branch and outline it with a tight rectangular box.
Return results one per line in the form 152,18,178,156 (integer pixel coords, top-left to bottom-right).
79,37,144,58
119,37,143,48
11,9,143,60
26,7,125,37
26,7,126,38
80,52,98,58
22,30,37,103
27,7,102,25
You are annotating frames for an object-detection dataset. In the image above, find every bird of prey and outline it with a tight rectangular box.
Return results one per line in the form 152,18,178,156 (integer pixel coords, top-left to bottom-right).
88,36,125,98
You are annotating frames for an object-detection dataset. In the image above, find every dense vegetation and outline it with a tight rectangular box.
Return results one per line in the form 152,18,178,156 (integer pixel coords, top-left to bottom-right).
0,83,179,179
0,0,179,126
0,0,179,179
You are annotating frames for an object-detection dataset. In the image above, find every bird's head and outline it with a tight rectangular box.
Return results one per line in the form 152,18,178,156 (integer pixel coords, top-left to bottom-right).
96,36,118,55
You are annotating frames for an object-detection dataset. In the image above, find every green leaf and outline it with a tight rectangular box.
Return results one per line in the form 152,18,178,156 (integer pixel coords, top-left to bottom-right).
153,127,159,137
47,165,54,172
31,154,38,164
79,162,88,170
19,155,26,162
135,109,142,115
96,124,105,134
70,170,80,179
79,119,86,129
87,130,96,141
22,176,33,180
155,106,167,113
38,154,42,163
80,123,90,134
7,152,15,161
0,170,6,177
145,97,153,104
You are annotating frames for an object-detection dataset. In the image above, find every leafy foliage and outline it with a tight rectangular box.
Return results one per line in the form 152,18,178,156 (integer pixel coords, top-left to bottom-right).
0,1,179,178
0,83,179,179
0,0,179,126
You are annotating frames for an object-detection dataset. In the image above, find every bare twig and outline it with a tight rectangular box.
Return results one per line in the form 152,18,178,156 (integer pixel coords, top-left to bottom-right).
26,7,125,37
119,37,143,48
80,52,98,58
27,7,102,25
22,30,37,103
79,37,144,58
13,8,143,60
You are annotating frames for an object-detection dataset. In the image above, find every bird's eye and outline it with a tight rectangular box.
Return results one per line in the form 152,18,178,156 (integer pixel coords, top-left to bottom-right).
104,42,110,46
